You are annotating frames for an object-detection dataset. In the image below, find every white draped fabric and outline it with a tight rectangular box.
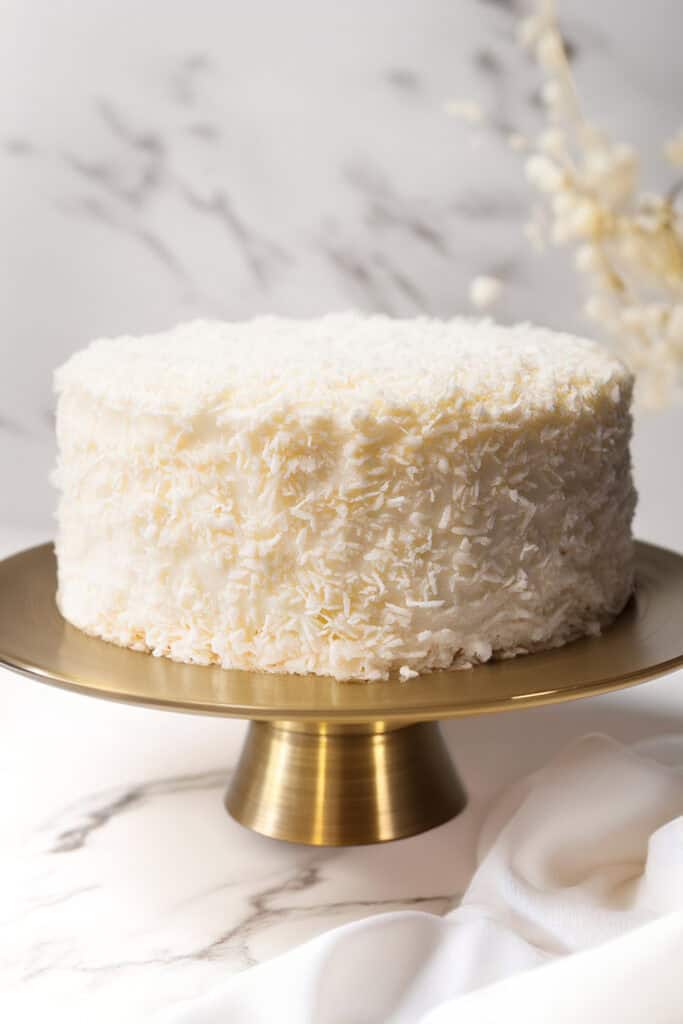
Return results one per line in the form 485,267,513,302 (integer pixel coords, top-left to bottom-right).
162,734,683,1023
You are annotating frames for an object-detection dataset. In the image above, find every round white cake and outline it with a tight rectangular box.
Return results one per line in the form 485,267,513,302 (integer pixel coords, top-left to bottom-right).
53,315,636,681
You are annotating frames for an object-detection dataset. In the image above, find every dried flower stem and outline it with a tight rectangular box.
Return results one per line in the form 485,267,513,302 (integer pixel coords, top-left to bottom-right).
520,0,683,406
449,0,683,405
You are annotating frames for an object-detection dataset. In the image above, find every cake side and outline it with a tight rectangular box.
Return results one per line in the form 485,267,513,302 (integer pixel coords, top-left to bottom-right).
53,315,636,682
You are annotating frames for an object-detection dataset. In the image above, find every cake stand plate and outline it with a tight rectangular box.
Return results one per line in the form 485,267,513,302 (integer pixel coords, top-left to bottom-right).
1,542,683,846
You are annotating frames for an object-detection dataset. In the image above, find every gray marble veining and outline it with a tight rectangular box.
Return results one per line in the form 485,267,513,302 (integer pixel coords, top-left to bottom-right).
48,769,231,854
3,0,681,529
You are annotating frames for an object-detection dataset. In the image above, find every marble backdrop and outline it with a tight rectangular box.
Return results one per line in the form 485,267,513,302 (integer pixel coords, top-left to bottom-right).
2,0,683,537
1,1,683,1020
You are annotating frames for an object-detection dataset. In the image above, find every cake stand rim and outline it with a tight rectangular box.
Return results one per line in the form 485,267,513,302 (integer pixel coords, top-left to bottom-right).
0,540,682,723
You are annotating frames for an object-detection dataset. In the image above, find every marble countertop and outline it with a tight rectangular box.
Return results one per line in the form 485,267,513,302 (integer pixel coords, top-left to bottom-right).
2,0,683,1019
1,522,682,1021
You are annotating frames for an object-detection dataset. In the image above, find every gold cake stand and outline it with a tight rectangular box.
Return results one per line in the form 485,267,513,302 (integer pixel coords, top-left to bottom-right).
1,542,683,846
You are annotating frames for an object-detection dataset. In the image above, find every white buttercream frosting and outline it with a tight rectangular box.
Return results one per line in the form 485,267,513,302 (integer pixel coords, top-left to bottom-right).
53,314,636,681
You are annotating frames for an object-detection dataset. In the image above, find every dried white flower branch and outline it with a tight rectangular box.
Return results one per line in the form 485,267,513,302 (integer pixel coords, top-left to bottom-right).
451,0,683,405
469,274,503,310
521,0,683,406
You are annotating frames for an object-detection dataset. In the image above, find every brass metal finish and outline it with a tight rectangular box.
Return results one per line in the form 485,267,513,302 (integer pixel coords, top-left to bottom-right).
1,542,682,844
225,720,466,845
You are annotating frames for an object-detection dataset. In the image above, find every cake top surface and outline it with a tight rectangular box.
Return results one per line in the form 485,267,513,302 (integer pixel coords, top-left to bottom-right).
55,314,631,416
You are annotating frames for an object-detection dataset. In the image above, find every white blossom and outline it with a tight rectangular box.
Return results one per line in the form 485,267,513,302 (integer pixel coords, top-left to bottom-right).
525,154,564,192
508,132,529,152
520,0,683,407
665,131,683,166
469,275,503,310
445,99,484,124
447,0,683,406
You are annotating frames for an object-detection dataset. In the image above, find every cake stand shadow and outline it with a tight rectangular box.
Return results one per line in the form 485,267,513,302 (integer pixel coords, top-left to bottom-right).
1,543,682,846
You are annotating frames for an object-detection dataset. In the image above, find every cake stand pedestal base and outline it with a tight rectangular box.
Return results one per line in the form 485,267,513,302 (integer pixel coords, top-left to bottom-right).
225,720,466,846
3,543,682,848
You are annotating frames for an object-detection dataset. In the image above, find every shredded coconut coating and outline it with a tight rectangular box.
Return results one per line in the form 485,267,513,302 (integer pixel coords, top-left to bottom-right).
53,314,637,681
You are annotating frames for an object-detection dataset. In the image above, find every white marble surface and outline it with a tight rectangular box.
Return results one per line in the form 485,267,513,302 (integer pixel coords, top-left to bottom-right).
1,527,682,1022
1,0,683,1020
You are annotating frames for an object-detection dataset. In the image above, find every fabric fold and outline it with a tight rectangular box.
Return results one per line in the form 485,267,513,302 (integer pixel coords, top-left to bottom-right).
162,734,683,1023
